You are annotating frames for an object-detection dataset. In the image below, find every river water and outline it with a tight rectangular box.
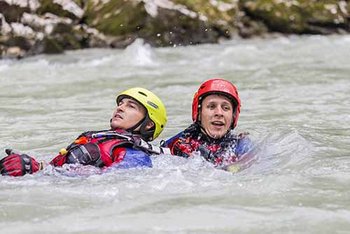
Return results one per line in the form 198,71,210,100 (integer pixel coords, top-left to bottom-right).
0,35,349,233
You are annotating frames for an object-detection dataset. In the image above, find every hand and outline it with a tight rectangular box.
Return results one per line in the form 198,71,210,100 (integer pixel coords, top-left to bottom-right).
197,145,213,161
132,137,170,155
0,149,41,177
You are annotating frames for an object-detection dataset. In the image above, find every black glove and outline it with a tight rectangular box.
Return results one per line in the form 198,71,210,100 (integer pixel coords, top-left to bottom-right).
0,149,41,177
197,145,215,162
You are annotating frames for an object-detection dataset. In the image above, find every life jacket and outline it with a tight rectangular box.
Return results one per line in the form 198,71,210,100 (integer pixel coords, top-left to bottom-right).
165,123,252,167
50,129,152,168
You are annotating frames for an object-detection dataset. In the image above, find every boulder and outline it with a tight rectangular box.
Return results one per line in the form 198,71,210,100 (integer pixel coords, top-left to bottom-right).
242,0,349,34
0,0,349,59
84,0,241,47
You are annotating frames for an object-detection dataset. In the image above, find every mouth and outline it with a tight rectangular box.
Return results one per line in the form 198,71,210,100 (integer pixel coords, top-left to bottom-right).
211,121,225,127
113,113,123,120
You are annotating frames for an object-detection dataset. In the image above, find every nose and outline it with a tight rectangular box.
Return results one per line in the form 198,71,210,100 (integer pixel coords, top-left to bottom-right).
214,106,224,116
116,102,126,112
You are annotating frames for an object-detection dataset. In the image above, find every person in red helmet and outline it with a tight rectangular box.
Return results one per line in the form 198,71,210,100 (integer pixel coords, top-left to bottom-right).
164,78,254,172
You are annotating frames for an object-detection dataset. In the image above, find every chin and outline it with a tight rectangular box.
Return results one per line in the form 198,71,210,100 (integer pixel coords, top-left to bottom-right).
110,122,121,129
208,131,224,139
214,134,224,139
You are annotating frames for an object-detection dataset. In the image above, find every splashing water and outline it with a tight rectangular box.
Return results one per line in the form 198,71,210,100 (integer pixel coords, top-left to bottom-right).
1,35,350,233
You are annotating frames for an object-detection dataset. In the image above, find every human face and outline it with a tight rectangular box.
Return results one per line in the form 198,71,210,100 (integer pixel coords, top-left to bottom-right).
110,97,146,130
199,94,233,139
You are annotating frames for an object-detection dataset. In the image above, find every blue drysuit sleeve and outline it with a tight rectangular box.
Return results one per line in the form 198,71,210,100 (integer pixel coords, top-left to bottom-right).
164,131,184,147
235,136,254,157
109,148,152,169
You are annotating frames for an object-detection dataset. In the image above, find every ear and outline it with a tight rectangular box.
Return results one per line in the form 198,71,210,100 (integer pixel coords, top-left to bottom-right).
145,121,155,130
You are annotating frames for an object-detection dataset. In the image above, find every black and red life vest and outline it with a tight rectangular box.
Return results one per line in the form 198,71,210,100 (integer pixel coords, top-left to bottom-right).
50,129,140,168
165,123,252,167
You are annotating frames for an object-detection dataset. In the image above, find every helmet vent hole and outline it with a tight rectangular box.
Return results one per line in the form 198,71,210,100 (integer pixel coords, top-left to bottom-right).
138,91,147,97
147,101,158,109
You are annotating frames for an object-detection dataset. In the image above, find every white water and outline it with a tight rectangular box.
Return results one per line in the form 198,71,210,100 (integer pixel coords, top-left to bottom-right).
1,36,350,233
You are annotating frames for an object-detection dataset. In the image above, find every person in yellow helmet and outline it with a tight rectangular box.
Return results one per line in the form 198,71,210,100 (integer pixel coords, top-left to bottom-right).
0,87,168,177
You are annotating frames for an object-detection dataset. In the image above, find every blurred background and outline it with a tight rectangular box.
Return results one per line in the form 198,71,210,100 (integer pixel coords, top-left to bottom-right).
1,1,350,233
1,0,349,58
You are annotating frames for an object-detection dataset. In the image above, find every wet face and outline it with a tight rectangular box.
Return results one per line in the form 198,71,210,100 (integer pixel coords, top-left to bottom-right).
199,94,233,139
110,97,146,130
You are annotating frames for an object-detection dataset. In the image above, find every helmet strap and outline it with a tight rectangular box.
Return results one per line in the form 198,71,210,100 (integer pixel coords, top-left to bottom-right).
127,115,154,141
139,115,155,141
126,116,146,135
231,110,237,129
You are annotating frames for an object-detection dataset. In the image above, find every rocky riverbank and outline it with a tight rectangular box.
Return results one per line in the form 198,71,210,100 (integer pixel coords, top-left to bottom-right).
1,0,349,59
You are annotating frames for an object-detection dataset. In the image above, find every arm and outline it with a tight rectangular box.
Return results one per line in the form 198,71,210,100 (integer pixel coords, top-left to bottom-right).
133,138,170,155
164,131,195,158
0,132,94,175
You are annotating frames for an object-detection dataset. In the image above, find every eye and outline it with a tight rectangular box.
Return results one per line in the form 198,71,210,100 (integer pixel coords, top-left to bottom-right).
127,101,139,110
117,100,124,106
207,103,216,109
222,104,231,111
129,103,137,109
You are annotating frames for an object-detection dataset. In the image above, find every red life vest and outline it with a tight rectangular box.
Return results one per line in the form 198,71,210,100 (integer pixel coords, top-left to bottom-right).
50,130,135,167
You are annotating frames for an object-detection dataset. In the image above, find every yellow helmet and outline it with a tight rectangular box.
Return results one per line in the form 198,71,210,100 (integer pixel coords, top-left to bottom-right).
116,87,167,141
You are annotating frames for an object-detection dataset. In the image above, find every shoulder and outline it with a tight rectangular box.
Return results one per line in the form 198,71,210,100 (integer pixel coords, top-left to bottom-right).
164,123,200,147
164,131,185,147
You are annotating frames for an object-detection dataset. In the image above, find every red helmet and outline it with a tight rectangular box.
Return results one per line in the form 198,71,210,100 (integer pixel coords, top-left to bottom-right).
192,78,241,129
